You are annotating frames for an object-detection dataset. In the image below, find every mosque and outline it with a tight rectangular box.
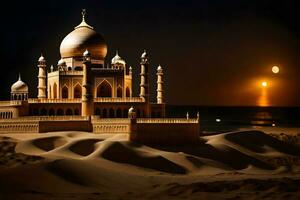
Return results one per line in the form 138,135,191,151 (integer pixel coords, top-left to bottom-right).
0,10,165,119
0,10,199,145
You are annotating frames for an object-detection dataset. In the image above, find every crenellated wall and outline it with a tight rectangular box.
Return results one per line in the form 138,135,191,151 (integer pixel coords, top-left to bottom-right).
0,116,200,145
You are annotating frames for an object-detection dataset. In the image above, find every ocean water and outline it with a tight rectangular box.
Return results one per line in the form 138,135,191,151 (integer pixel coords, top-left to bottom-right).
166,106,300,133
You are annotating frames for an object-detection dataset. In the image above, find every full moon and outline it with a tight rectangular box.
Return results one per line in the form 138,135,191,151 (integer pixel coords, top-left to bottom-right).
272,66,280,74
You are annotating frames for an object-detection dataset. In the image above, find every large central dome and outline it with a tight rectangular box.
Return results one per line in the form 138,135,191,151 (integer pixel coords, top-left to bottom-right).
60,12,107,60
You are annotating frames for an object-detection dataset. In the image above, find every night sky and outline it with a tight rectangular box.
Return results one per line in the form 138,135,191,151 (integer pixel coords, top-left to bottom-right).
1,0,299,106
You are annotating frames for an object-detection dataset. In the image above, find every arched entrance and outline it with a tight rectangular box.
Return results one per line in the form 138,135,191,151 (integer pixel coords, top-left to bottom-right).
97,80,112,97
109,108,114,118
126,87,130,97
74,84,82,98
102,109,107,118
57,109,64,116
66,109,73,115
62,86,68,99
117,87,122,97
116,108,122,118
53,83,57,99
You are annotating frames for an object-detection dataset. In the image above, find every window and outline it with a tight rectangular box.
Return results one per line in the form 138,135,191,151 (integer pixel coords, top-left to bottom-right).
126,87,130,97
97,80,112,97
117,87,122,97
62,86,68,99
74,84,82,98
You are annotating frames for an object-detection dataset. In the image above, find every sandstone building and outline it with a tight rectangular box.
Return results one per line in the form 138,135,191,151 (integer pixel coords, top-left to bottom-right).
0,10,199,145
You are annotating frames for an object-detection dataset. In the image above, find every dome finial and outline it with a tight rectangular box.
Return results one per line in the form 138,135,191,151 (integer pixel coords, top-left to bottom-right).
82,9,86,22
116,50,119,56
18,73,21,81
75,9,93,29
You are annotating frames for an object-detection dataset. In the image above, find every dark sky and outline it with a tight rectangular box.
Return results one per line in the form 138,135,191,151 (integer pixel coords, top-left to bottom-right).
0,0,299,106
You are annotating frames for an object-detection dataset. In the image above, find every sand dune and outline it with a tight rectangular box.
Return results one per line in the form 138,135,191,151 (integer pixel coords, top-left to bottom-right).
1,130,300,199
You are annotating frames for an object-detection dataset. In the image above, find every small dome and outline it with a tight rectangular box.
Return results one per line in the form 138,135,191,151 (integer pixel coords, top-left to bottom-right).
157,65,162,71
111,51,125,65
11,75,28,93
60,11,107,60
141,50,148,58
38,54,45,62
128,106,136,114
57,58,66,66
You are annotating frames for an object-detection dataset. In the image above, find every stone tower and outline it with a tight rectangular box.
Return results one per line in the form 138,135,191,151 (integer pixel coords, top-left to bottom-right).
81,50,94,116
156,65,164,104
139,50,150,102
37,54,47,99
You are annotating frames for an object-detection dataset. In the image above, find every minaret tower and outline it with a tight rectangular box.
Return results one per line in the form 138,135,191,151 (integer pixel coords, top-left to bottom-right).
156,65,164,104
37,54,47,99
81,50,94,117
139,50,150,102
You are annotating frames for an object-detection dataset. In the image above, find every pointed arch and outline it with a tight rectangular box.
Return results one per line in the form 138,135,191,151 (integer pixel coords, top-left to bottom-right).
95,108,101,116
66,109,73,115
109,108,115,118
126,87,130,97
57,108,64,116
53,83,58,99
102,109,107,118
123,109,128,118
116,108,122,118
117,86,122,97
40,108,47,116
74,83,82,98
49,108,55,116
49,85,52,99
62,85,68,99
97,80,112,97
74,108,80,115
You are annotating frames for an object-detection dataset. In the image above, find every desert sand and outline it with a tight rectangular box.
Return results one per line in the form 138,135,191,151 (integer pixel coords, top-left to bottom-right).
1,130,300,200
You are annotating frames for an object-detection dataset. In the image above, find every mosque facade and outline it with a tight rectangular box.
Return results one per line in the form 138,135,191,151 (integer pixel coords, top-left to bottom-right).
0,10,165,119
0,10,199,145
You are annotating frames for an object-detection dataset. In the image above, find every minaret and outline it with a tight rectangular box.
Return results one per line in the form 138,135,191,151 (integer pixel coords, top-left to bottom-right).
139,50,150,101
156,65,164,104
81,49,94,117
37,54,47,99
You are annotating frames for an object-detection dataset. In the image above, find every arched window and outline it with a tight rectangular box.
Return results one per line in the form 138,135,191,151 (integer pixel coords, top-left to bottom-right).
66,109,73,115
33,108,39,116
97,80,112,97
74,109,80,115
49,108,55,116
117,87,122,97
123,109,128,118
49,86,52,99
74,84,82,98
109,108,114,118
57,109,64,116
53,83,57,99
74,66,82,71
95,108,101,116
40,108,47,116
102,109,107,118
126,87,130,97
62,86,68,99
116,108,122,118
